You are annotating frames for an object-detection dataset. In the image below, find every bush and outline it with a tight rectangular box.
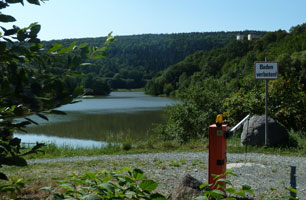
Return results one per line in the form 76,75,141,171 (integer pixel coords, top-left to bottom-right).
195,169,298,200
157,77,230,143
42,168,166,200
122,140,133,151
269,77,306,131
224,77,306,132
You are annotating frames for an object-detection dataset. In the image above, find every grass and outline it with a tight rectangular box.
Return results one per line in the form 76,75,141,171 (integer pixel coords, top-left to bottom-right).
114,88,144,92
2,130,306,199
21,129,306,161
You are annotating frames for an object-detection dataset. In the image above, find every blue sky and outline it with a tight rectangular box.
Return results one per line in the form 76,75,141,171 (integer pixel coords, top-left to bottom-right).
3,0,306,41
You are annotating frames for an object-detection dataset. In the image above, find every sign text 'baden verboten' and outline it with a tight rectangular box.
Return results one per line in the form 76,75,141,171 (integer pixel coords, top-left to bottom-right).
254,62,278,80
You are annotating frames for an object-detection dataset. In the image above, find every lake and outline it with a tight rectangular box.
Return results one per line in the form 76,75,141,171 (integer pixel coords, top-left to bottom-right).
14,92,178,148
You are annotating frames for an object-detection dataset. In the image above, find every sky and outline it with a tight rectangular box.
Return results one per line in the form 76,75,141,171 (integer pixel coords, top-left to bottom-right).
2,0,306,41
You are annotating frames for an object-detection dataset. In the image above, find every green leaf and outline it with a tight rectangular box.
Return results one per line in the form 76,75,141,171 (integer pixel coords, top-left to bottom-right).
85,172,97,179
24,117,39,125
225,187,236,194
235,191,246,197
90,50,107,59
78,42,88,49
211,174,222,180
210,189,225,196
204,190,224,198
2,157,27,166
15,121,31,128
26,0,40,5
40,186,54,192
59,183,74,190
242,184,252,190
6,0,24,4
48,43,63,53
17,30,27,41
225,169,238,176
119,168,132,172
139,180,158,192
199,183,210,189
98,182,115,193
30,24,41,36
4,28,18,36
132,168,144,180
0,2,9,9
216,178,232,185
288,187,297,194
36,113,48,121
82,194,102,200
0,14,16,22
58,41,77,54
150,193,167,200
9,137,21,146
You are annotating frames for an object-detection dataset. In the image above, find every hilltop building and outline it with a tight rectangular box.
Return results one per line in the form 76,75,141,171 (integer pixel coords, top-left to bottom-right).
247,34,260,40
237,33,260,41
236,34,245,41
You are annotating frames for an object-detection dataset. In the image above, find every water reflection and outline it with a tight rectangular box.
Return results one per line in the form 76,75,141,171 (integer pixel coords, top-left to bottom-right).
15,92,177,148
15,133,107,148
25,110,167,142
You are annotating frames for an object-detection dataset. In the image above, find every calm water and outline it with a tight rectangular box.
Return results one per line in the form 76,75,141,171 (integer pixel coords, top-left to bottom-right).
15,92,177,148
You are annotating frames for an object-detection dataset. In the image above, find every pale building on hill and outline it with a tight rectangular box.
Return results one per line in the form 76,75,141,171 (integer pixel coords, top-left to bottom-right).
236,34,245,41
248,34,260,40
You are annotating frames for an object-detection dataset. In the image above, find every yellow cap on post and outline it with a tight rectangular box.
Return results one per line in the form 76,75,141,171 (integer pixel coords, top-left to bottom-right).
216,114,223,125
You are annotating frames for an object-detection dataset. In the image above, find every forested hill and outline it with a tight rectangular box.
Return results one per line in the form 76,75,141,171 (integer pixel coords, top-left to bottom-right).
147,23,306,143
43,31,265,90
145,25,306,97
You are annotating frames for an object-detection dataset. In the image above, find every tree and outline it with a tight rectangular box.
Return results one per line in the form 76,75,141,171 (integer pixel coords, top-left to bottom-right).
0,0,114,182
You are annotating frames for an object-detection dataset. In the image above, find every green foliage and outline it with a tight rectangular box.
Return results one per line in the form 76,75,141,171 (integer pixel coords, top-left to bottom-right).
0,178,25,199
152,23,306,143
122,140,133,151
45,32,246,90
269,77,306,131
42,168,166,200
223,82,265,126
0,0,113,184
195,170,255,200
157,77,230,143
195,169,299,200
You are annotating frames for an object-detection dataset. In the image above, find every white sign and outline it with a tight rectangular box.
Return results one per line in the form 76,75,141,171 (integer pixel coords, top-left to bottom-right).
254,62,278,80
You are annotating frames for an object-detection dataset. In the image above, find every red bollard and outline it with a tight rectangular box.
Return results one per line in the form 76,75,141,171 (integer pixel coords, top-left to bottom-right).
208,124,227,189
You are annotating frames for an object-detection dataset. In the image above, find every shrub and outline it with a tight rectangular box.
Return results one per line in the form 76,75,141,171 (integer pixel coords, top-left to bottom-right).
157,77,230,143
122,140,133,151
42,168,166,200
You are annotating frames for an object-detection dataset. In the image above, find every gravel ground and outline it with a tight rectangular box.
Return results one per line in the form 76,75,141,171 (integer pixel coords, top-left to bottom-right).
29,152,306,199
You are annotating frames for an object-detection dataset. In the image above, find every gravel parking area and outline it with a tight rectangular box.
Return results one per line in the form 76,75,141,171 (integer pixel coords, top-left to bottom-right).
29,152,306,199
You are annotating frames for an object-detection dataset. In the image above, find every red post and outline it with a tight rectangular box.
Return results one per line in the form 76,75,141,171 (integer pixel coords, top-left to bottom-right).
208,124,227,189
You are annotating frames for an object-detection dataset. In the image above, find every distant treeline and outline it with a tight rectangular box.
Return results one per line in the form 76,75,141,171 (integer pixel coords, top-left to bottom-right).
43,31,265,94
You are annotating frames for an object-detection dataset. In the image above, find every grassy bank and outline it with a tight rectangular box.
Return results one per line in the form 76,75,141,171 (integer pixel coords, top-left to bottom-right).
114,88,145,92
2,131,305,199
22,130,306,160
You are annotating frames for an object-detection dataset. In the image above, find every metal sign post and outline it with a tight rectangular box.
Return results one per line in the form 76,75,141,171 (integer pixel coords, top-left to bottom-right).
265,77,268,145
254,58,278,146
